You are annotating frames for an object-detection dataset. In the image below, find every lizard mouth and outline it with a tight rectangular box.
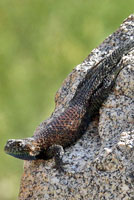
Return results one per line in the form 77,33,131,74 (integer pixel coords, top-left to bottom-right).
4,138,40,161
5,151,37,160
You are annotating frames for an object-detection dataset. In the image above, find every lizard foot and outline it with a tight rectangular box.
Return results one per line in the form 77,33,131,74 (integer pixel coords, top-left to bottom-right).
47,144,68,172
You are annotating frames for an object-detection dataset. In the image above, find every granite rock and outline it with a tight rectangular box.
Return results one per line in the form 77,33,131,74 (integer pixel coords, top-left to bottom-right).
19,15,134,200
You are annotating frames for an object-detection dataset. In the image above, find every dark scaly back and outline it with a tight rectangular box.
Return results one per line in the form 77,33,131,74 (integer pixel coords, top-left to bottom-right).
71,40,134,107
33,40,134,150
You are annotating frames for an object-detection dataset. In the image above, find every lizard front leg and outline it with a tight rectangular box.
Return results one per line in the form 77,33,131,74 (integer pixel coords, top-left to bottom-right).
45,144,68,172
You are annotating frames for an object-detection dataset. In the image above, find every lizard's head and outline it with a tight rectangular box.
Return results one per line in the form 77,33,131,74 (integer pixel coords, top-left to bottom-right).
4,138,41,160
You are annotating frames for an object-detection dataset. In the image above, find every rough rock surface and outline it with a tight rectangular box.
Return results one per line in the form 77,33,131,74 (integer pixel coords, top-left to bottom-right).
19,15,134,200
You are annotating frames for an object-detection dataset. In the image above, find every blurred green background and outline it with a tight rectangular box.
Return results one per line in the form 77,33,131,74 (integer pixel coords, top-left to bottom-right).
0,0,133,199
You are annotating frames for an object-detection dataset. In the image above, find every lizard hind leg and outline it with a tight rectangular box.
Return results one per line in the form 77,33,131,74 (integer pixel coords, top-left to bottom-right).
88,59,124,115
103,59,124,89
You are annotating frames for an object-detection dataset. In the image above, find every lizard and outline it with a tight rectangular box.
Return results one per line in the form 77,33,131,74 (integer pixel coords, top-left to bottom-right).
4,39,134,169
